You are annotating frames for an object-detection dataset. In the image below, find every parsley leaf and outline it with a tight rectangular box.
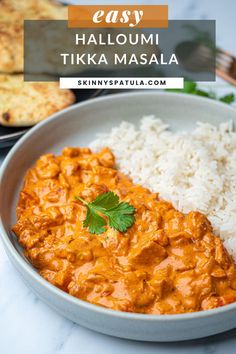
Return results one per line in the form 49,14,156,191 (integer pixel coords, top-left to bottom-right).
166,81,235,105
75,191,135,235
182,81,197,93
89,191,119,210
106,202,135,232
83,208,107,234
219,93,235,104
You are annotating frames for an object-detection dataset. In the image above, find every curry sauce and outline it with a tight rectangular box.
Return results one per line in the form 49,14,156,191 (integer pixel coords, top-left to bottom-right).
13,147,236,314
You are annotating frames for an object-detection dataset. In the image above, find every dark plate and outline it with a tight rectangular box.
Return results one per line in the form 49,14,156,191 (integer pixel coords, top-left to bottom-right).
0,89,104,148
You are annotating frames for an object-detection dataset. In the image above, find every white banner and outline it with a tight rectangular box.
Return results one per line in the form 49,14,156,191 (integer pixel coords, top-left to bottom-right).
60,77,184,89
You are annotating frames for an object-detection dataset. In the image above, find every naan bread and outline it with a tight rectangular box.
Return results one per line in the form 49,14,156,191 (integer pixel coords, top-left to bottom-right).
0,0,67,73
0,74,75,126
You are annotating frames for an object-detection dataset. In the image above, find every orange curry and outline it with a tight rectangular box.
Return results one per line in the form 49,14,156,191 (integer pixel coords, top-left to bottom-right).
13,147,236,314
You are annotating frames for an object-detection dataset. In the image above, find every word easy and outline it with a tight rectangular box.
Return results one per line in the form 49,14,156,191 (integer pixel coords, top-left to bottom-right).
93,10,144,27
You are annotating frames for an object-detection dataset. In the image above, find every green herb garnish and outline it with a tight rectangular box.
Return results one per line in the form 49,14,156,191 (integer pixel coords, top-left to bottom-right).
166,81,235,105
219,93,235,104
75,191,135,235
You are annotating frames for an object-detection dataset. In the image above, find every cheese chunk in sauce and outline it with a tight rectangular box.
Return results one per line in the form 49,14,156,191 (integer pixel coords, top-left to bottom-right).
13,147,236,314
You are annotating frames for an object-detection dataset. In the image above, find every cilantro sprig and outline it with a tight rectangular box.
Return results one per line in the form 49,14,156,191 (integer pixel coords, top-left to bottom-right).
166,81,235,104
75,191,135,235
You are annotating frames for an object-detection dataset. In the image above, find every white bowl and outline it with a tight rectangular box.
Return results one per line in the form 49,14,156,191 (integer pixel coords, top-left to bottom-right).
1,92,236,342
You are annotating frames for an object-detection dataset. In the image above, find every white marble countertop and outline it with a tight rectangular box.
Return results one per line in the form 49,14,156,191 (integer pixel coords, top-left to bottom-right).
1,1,236,353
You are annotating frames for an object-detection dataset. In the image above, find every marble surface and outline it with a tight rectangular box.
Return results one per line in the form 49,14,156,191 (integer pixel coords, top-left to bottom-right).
1,1,236,353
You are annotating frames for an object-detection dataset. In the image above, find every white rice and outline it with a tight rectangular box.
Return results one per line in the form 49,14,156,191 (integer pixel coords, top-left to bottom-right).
90,116,236,259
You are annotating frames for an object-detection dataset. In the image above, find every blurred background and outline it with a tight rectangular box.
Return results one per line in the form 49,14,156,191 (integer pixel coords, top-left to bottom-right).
1,1,236,354
61,0,236,101
62,0,235,54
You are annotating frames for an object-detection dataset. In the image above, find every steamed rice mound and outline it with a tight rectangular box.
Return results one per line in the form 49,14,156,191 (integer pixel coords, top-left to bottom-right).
90,116,236,259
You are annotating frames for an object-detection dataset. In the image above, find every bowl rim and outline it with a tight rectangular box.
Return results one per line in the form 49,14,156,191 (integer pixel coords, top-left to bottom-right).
0,89,104,148
0,128,28,142
1,90,236,322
